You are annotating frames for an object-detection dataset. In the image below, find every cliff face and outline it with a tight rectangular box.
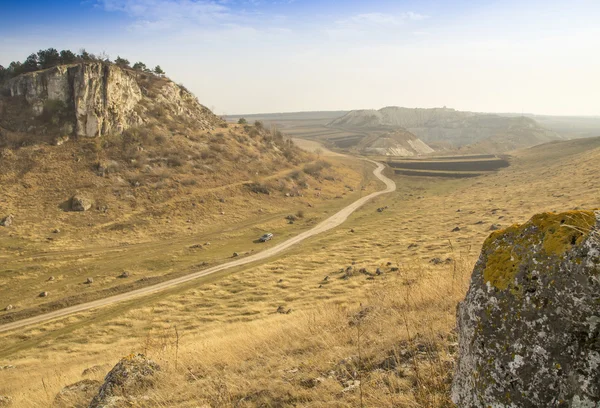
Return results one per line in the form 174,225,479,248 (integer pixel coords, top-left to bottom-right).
1,62,222,138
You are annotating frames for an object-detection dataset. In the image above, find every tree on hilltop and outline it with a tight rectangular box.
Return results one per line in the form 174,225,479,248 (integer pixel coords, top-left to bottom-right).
154,65,165,75
238,118,247,124
78,49,95,61
37,48,60,69
132,61,146,71
59,49,77,64
22,53,40,73
115,56,130,67
7,61,23,77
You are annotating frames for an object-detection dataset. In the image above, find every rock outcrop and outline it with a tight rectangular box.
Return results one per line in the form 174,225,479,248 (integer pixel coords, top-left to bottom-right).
1,62,223,138
452,210,600,407
89,354,160,408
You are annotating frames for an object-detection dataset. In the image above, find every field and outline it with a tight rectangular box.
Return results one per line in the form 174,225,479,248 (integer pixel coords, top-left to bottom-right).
1,136,600,406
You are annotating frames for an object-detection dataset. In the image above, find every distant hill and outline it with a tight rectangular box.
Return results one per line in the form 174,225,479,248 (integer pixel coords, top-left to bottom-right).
329,107,563,153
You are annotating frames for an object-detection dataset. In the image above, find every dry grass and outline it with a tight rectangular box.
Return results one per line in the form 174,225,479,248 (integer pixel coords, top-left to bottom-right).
143,259,470,407
1,137,600,406
0,124,378,320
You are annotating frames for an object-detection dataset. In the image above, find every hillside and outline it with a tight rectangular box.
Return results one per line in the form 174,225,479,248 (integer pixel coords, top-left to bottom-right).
329,106,562,153
0,61,382,326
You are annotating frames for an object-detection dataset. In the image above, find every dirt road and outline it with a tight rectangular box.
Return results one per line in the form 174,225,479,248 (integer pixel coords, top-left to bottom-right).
0,159,395,334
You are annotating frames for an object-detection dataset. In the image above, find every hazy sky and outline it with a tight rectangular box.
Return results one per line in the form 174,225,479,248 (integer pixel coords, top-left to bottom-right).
1,0,599,116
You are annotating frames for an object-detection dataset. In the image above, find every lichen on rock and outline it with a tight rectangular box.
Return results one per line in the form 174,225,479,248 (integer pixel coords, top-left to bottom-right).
452,210,600,407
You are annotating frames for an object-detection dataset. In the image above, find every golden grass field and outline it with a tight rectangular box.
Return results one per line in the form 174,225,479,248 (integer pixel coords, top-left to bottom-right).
1,136,600,407
0,125,382,324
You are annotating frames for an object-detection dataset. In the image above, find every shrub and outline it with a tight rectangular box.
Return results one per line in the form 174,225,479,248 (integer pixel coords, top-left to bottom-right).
245,182,270,195
238,118,247,125
303,160,331,177
167,156,185,167
181,178,197,186
288,170,302,180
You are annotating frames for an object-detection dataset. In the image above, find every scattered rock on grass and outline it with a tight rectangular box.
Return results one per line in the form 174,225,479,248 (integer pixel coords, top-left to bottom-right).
276,306,292,314
71,194,92,212
39,291,49,298
341,380,360,393
0,215,14,227
0,395,13,406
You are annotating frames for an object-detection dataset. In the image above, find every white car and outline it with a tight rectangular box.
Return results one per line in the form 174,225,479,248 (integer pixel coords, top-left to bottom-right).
259,233,273,242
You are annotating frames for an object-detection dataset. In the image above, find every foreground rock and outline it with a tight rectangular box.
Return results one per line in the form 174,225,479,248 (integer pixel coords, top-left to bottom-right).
453,211,600,407
52,379,101,408
89,354,160,408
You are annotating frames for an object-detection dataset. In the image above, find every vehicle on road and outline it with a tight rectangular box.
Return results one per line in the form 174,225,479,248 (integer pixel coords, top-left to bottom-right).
259,233,273,242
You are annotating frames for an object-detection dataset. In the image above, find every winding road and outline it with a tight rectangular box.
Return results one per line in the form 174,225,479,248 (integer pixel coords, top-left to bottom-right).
0,159,396,334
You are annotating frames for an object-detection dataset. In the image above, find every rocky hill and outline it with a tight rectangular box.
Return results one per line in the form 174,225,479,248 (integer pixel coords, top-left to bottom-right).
356,129,434,156
328,107,562,153
0,62,223,143
0,61,330,247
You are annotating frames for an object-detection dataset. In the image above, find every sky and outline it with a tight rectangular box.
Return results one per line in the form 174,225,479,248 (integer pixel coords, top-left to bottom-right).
1,0,599,116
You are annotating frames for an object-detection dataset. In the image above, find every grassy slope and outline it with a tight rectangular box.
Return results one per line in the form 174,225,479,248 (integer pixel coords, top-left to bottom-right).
1,137,600,406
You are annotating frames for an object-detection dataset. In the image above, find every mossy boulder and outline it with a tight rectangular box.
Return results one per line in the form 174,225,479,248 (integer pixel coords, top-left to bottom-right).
452,210,600,407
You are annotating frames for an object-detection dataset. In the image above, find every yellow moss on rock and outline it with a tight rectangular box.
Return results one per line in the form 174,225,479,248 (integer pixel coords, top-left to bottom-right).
531,211,596,256
483,243,521,290
482,210,597,290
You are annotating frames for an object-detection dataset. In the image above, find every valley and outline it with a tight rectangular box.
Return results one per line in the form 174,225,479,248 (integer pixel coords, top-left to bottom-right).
1,131,599,406
0,52,599,407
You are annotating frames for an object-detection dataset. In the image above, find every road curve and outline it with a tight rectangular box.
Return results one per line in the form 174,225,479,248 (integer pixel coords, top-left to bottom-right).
0,160,395,334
